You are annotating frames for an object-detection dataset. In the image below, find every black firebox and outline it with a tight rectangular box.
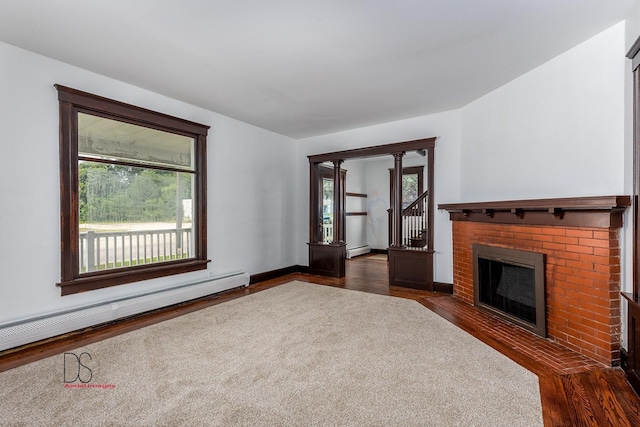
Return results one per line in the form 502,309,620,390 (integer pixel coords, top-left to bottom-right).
473,244,546,337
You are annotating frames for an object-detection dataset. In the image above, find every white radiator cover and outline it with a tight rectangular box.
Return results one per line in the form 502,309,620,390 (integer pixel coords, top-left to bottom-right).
0,272,249,352
347,245,371,259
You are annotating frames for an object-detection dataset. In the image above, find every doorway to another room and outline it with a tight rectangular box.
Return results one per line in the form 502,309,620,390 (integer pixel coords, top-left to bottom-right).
307,138,436,290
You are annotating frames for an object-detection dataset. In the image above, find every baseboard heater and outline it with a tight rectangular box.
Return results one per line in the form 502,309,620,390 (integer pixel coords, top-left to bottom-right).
0,272,249,352
347,245,371,259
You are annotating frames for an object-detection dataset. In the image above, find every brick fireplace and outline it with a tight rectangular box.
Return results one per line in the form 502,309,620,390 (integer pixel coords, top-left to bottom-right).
440,196,630,366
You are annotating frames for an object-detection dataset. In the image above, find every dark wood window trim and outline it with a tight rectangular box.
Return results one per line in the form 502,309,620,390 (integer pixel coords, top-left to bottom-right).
55,85,210,295
310,164,346,243
389,166,424,210
387,166,425,246
307,137,435,163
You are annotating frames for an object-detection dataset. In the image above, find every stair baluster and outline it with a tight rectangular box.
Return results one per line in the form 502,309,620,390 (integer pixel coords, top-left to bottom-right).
403,190,428,248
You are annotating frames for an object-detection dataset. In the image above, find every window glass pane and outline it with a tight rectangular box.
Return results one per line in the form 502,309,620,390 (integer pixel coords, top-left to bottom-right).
78,112,195,170
78,161,195,272
402,173,418,208
322,178,333,242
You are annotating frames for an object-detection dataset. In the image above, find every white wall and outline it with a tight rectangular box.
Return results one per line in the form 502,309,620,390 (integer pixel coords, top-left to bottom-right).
295,110,462,284
364,157,392,250
0,42,297,325
460,22,626,202
626,1,640,52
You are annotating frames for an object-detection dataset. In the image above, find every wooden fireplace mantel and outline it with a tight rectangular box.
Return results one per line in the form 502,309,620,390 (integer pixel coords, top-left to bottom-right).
439,195,630,228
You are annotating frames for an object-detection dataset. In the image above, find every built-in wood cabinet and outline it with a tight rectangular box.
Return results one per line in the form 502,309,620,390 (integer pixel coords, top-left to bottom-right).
622,293,640,392
625,35,640,394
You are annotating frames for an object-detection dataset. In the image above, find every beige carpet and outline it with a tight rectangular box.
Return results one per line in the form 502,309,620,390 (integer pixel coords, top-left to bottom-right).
0,281,542,426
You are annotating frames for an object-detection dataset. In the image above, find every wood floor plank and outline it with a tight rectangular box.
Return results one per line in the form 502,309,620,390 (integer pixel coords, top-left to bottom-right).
539,372,579,427
590,369,637,427
603,369,640,425
561,373,599,426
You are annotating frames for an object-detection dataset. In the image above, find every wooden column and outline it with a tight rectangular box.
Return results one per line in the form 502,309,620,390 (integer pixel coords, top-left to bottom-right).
390,152,405,247
631,42,640,297
309,163,319,242
332,159,344,243
308,161,346,278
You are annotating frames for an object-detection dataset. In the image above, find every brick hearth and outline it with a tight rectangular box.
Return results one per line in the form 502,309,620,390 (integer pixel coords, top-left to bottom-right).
440,196,630,366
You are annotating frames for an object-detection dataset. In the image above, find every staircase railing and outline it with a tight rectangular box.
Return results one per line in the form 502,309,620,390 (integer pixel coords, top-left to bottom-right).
402,190,428,247
388,190,429,247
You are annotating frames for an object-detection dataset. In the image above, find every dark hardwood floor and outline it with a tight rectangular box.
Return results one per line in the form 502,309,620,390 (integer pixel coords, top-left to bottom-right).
1,253,639,426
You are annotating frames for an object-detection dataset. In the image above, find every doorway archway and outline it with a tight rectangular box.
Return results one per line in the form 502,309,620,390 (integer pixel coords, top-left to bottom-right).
307,137,436,290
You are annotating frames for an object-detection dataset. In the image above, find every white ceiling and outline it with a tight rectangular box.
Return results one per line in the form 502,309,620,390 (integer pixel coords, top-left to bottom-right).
0,0,636,138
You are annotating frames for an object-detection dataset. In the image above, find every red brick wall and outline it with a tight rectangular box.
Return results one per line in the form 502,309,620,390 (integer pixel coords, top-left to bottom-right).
452,221,620,366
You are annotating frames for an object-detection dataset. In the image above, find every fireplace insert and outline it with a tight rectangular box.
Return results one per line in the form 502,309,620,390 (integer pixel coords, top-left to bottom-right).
473,244,546,337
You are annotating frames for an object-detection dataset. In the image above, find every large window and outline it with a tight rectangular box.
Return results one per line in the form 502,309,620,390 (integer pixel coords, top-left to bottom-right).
56,85,209,295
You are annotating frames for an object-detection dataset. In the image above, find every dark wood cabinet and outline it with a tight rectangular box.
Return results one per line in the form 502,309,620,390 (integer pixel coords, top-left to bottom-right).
622,293,640,393
308,242,346,278
388,247,434,291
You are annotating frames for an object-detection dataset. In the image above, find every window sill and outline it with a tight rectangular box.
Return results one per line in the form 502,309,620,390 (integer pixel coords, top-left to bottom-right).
57,259,210,296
